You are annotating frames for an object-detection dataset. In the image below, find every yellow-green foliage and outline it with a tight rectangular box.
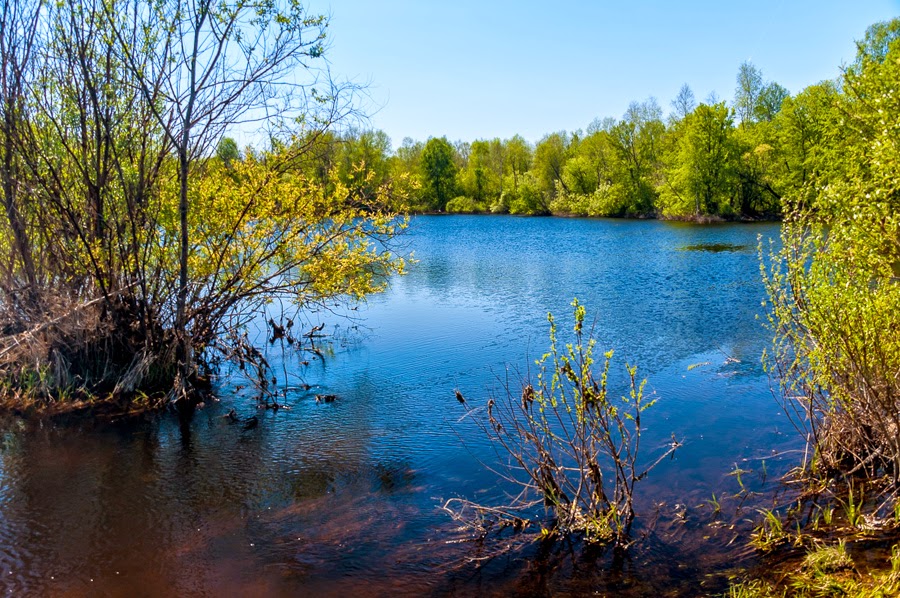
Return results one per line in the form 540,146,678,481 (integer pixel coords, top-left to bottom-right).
0,140,405,404
0,0,406,407
506,173,548,215
762,26,900,484
445,195,489,213
549,183,630,217
184,156,404,304
452,299,674,547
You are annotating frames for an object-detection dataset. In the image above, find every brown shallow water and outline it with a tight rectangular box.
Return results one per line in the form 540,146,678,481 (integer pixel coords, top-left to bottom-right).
0,216,799,596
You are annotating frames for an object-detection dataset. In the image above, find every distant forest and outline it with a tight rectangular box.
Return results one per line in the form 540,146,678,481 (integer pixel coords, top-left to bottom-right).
232,57,860,220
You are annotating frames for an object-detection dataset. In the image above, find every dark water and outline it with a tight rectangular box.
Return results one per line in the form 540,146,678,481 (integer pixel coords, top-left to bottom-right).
0,216,799,596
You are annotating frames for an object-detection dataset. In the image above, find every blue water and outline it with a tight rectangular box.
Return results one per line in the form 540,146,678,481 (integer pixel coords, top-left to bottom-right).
0,215,796,596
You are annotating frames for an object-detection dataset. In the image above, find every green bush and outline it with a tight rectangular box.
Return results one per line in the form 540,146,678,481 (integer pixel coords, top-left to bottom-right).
445,195,489,213
762,21,900,488
550,183,630,217
507,174,549,215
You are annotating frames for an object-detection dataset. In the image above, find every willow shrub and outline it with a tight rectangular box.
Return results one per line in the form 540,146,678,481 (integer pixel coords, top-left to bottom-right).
0,152,405,410
0,0,406,412
762,26,900,493
763,211,900,484
446,300,677,548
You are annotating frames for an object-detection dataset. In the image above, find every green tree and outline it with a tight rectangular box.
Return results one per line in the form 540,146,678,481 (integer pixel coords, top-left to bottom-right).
671,83,697,121
335,129,392,205
659,102,737,217
507,172,547,214
771,81,841,203
735,61,789,126
459,139,497,204
732,122,782,216
754,82,789,122
106,0,340,377
532,132,570,201
735,61,764,125
505,134,532,193
420,137,458,211
550,127,627,217
608,99,664,214
388,137,425,209
850,18,900,71
0,0,40,292
562,154,597,195
487,138,507,196
216,137,240,167
559,130,611,196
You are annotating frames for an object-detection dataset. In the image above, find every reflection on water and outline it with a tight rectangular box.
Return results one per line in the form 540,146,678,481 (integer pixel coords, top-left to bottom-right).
0,215,796,595
678,242,752,253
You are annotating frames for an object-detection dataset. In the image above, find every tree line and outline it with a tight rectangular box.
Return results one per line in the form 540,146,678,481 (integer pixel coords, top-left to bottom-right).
271,58,848,220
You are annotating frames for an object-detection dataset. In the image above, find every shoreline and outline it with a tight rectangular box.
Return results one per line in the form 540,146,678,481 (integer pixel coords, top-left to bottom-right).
409,209,782,223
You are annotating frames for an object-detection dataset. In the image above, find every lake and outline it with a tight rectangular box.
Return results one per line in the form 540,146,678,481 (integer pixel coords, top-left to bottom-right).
0,215,797,596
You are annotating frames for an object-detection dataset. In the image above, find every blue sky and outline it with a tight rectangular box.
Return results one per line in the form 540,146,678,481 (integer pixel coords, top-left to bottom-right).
309,0,900,147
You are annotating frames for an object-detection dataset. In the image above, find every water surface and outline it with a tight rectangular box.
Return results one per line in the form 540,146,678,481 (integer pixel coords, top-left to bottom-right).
0,215,796,596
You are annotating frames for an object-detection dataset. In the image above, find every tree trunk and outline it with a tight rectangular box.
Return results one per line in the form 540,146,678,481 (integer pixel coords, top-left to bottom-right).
176,147,190,375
